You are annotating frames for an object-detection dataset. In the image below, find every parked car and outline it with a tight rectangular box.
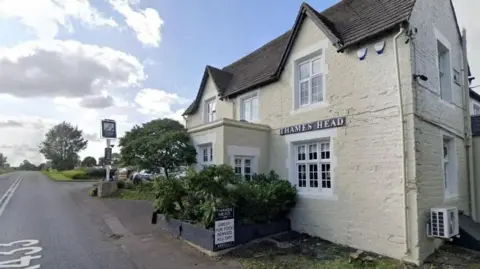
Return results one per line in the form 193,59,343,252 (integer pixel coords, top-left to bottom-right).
131,169,155,184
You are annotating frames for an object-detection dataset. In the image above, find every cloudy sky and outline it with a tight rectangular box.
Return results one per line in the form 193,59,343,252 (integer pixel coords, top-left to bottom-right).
0,0,477,165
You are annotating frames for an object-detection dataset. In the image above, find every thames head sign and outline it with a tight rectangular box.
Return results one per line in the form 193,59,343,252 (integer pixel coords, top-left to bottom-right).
280,117,346,136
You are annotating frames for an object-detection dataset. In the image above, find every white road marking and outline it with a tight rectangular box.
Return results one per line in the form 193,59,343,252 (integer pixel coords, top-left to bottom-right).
0,176,23,218
0,240,42,268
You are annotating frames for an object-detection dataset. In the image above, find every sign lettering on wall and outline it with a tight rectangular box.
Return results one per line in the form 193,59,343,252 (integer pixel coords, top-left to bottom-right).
280,117,346,136
214,208,235,250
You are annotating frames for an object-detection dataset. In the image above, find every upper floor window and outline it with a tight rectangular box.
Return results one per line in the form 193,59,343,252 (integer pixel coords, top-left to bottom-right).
474,104,480,115
240,93,259,122
437,40,452,103
205,98,216,123
296,55,324,109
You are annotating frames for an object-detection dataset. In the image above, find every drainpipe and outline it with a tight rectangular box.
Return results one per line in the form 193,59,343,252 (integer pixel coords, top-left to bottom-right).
461,29,477,221
393,26,410,254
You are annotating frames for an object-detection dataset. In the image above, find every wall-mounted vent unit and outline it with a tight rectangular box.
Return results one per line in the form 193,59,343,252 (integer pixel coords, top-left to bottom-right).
430,207,459,239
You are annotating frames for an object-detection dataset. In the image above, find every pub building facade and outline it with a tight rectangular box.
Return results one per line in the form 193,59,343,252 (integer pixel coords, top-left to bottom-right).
182,0,475,265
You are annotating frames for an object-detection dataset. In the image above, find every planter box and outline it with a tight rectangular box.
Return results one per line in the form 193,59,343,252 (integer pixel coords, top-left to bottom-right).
236,219,291,245
155,214,290,252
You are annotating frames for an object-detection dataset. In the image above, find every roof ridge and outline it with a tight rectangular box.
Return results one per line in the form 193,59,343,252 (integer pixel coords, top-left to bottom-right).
222,30,292,71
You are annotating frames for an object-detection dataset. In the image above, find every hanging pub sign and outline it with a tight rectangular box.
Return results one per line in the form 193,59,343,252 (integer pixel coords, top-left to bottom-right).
213,208,235,250
280,116,346,136
101,119,117,139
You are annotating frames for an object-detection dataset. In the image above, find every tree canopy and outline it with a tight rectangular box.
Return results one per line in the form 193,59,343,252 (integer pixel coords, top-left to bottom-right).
18,160,38,171
39,121,88,171
119,118,196,179
0,152,8,168
81,156,97,167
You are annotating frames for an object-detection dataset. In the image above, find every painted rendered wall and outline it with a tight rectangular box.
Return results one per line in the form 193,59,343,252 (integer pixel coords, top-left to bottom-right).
409,0,469,262
223,125,270,174
186,77,233,129
247,17,410,259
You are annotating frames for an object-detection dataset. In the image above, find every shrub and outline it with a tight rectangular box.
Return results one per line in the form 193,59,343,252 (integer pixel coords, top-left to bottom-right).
89,187,98,197
71,173,89,179
117,180,125,189
84,168,117,179
153,166,297,229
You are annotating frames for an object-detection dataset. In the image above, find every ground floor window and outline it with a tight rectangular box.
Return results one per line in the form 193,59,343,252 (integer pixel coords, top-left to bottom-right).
199,144,213,168
443,136,457,197
295,140,331,192
234,156,253,179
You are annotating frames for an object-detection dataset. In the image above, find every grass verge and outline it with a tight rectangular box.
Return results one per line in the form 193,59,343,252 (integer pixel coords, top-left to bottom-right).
109,188,156,201
42,170,72,181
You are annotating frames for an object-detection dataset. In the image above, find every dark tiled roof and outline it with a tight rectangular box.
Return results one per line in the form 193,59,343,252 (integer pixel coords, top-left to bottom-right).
184,0,416,116
470,89,480,103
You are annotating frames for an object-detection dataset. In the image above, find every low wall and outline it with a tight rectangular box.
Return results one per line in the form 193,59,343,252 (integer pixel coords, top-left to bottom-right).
97,181,118,198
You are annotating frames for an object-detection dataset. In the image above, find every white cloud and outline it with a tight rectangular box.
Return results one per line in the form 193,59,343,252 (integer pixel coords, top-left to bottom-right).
109,0,163,47
0,0,118,39
134,88,188,118
452,0,480,79
0,39,145,98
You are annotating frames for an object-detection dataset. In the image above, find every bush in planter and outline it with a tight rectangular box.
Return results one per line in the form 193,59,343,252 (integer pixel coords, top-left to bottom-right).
153,166,297,229
233,171,297,225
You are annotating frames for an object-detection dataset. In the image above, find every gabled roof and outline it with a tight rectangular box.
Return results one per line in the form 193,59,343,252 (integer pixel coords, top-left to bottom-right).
183,66,233,115
184,0,416,116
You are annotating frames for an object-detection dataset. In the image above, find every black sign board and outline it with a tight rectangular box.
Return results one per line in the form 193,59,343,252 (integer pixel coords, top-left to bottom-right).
101,119,117,139
280,116,346,136
104,147,112,164
213,208,235,250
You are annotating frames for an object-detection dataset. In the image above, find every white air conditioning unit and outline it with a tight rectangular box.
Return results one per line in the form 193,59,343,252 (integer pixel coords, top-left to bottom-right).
430,207,459,239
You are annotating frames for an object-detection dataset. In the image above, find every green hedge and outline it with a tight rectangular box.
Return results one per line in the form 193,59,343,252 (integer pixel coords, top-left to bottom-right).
153,165,297,229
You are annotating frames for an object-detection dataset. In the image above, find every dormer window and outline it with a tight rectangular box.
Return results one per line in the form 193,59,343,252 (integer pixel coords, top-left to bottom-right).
295,54,324,109
205,98,216,123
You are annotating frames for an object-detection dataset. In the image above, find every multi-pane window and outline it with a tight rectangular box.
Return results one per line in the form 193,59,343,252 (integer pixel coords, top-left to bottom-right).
205,99,216,123
234,157,253,180
295,141,331,192
443,137,457,197
437,40,452,102
241,95,259,122
297,56,324,108
200,145,213,168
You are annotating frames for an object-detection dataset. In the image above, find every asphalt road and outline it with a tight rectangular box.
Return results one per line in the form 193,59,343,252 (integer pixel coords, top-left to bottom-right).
0,171,139,269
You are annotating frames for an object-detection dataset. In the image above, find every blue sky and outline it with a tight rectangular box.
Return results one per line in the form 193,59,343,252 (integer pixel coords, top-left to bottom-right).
0,0,477,165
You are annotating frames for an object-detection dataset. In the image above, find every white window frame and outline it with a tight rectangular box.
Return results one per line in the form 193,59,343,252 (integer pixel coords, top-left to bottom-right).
442,135,458,199
240,92,259,122
233,156,254,179
204,98,216,123
199,144,213,168
435,28,453,104
295,54,325,109
294,139,332,195
473,104,480,115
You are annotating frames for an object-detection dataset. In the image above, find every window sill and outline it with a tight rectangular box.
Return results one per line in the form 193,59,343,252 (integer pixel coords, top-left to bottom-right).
297,192,337,201
291,102,328,115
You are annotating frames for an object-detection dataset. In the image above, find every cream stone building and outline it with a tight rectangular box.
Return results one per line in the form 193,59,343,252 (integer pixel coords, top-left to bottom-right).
183,0,476,264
